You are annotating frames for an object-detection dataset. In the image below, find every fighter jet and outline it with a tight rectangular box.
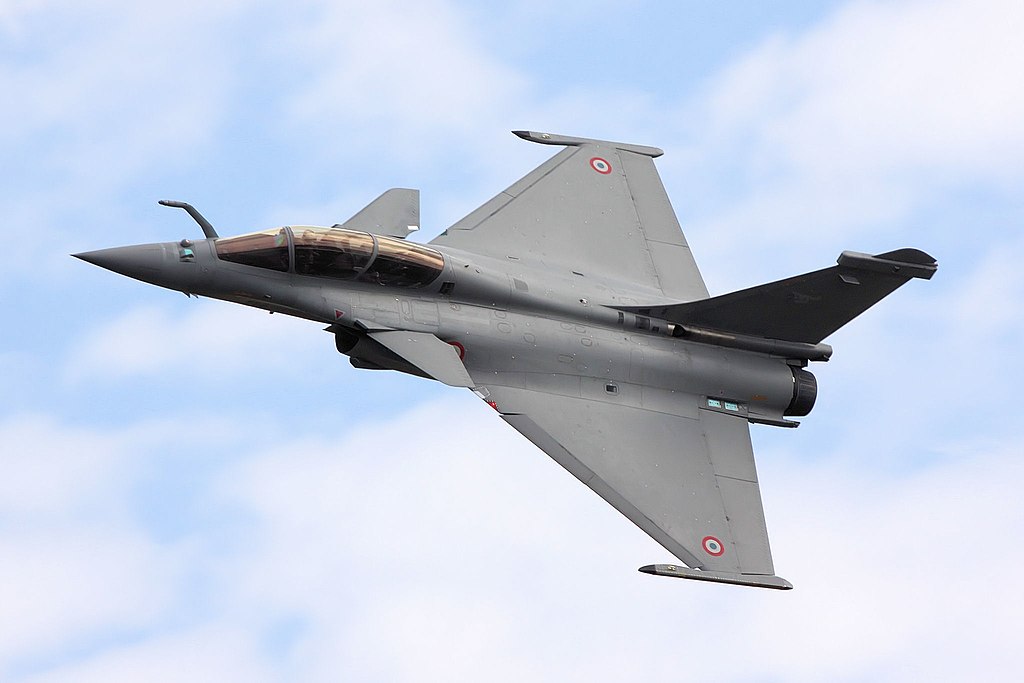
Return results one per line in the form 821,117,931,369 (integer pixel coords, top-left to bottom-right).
75,131,937,590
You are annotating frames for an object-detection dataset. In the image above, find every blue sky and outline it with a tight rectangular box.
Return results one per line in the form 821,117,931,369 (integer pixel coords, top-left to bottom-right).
2,0,1022,680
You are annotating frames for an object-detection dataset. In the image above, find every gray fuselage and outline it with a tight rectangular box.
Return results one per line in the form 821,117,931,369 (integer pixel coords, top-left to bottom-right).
83,232,802,427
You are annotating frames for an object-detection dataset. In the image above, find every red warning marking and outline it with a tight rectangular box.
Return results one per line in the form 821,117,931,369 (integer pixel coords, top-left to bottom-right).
448,341,466,360
702,535,725,556
334,309,345,319
589,157,612,174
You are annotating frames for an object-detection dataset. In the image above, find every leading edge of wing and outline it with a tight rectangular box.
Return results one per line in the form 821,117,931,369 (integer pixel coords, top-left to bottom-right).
479,382,791,589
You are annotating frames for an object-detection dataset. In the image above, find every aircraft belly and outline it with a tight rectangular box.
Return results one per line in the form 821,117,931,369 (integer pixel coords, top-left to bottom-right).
435,305,796,425
444,312,628,382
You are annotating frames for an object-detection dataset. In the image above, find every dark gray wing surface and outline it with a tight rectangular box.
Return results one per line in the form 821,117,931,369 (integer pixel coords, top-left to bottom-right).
431,131,709,301
479,380,790,588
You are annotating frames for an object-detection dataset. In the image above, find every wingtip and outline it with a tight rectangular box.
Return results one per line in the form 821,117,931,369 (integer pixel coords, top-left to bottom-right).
638,564,794,590
510,130,664,156
838,249,938,280
509,130,548,142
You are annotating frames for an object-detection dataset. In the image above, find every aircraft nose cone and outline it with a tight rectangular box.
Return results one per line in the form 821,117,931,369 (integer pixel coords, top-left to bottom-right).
73,244,168,284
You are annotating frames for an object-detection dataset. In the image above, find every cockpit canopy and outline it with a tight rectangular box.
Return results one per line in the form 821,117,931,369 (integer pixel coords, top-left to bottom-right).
214,225,444,288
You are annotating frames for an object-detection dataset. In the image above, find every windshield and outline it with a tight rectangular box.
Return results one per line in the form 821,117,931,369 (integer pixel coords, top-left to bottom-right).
293,226,443,287
362,235,444,288
215,225,445,287
215,229,289,271
292,226,374,280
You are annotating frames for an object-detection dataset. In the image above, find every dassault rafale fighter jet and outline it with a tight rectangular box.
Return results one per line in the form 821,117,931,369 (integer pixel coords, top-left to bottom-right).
76,131,937,590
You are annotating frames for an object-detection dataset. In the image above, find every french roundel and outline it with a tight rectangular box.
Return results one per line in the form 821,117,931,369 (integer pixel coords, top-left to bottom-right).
702,535,725,556
589,157,612,174
447,340,466,360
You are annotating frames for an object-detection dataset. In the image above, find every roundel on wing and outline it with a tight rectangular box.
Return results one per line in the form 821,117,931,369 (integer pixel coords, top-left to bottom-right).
702,535,725,556
589,157,612,174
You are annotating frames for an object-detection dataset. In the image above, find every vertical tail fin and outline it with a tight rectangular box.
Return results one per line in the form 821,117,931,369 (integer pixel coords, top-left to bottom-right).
618,248,937,345
336,188,419,239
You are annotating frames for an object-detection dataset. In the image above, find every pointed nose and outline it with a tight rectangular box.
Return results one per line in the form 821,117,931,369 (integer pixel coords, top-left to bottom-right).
73,244,168,283
74,241,204,296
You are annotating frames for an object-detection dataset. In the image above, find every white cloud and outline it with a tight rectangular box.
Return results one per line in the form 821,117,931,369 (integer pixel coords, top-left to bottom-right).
22,625,272,683
65,303,322,383
283,0,530,161
208,395,669,679
946,238,1024,337
751,437,1024,682
700,0,1024,179
0,416,190,675
0,0,240,189
0,415,133,517
0,526,182,670
670,0,1024,280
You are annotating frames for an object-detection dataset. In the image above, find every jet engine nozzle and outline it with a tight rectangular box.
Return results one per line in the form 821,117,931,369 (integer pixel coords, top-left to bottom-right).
785,368,817,417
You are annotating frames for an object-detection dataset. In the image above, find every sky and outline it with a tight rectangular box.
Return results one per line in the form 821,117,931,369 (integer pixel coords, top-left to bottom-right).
2,0,1023,680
